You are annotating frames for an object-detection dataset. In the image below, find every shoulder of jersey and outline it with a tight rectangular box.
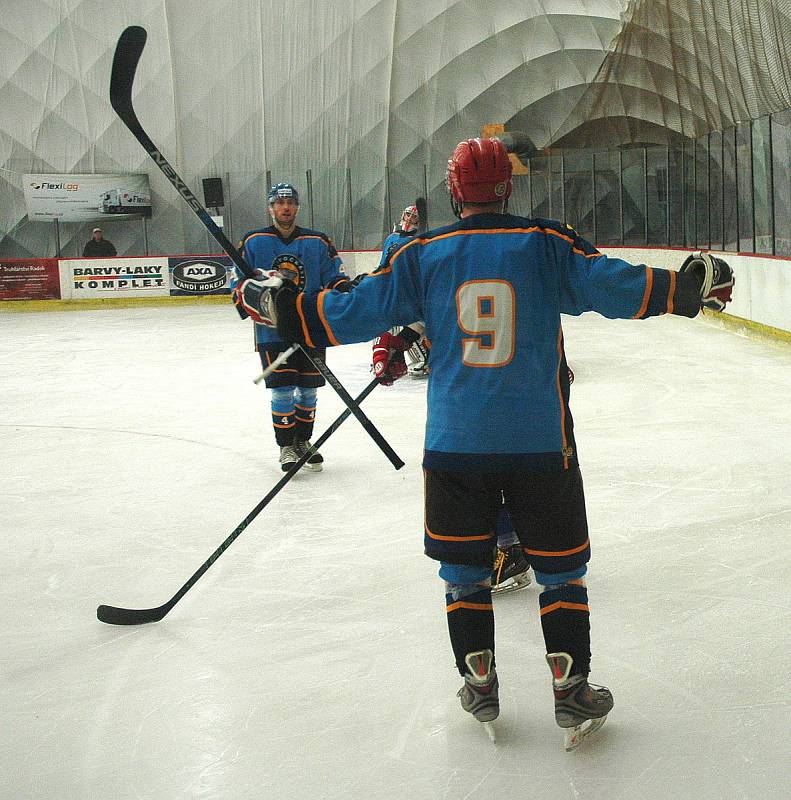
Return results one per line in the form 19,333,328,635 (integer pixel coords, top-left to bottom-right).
239,226,276,245
294,226,330,241
526,217,579,237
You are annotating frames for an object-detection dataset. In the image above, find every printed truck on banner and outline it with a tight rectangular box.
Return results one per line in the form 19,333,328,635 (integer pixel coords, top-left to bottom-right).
98,188,151,215
59,257,170,299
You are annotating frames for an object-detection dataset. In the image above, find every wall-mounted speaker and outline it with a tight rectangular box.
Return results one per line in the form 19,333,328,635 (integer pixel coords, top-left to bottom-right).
202,177,224,208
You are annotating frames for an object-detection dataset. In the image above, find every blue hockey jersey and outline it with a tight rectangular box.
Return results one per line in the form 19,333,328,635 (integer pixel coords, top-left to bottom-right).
286,213,698,471
379,230,416,267
234,225,347,347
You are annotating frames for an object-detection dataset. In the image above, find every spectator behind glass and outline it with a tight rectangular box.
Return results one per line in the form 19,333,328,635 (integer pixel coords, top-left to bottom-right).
82,228,117,257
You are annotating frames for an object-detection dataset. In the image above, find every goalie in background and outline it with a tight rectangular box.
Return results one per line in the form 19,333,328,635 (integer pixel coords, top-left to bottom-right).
380,204,420,263
376,208,432,378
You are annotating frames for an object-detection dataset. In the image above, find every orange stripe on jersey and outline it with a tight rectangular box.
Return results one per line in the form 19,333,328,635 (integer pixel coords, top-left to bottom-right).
373,236,423,275
555,327,569,469
524,537,590,557
296,293,315,349
317,290,341,346
540,601,589,616
384,227,600,274
266,352,296,374
420,226,599,256
667,269,676,314
632,267,654,319
241,232,279,245
424,524,495,543
446,600,494,613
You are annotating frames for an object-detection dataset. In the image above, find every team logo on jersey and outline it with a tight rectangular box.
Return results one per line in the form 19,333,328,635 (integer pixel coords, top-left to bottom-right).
271,253,306,291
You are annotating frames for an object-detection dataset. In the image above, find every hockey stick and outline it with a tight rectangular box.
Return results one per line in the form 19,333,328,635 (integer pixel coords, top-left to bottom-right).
97,375,382,625
110,26,402,470
415,197,428,234
252,343,299,385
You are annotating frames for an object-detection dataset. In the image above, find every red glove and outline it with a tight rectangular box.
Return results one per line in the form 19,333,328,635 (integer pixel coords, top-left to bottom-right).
372,332,408,385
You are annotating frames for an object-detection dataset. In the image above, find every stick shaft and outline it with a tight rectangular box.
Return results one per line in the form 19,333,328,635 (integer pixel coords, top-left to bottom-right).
253,344,299,384
97,376,383,625
109,25,401,468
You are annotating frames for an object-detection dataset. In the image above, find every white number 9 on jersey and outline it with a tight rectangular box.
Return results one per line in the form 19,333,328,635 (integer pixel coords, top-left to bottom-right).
456,279,515,367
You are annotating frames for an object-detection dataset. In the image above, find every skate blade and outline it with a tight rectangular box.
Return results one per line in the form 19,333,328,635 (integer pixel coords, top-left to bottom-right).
491,575,531,594
300,462,323,472
563,714,607,751
482,721,497,743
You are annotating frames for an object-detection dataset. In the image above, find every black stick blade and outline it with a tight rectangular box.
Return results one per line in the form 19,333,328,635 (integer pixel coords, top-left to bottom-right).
110,26,147,120
415,197,427,233
97,603,168,625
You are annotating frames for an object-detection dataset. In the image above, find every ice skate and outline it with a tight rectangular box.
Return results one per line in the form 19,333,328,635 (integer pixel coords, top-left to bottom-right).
491,545,531,594
279,444,298,472
458,649,499,740
546,652,613,751
293,439,323,472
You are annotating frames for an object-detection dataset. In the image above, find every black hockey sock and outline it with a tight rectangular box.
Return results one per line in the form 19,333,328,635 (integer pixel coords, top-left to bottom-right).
445,587,495,675
538,583,591,676
294,406,315,442
272,410,295,446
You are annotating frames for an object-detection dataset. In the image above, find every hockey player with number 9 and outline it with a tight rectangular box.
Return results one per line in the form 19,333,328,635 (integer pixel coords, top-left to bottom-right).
237,137,733,747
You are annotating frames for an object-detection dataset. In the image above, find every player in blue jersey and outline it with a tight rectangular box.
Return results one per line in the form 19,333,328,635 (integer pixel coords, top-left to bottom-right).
380,204,420,265
231,182,351,473
376,207,431,378
236,139,733,746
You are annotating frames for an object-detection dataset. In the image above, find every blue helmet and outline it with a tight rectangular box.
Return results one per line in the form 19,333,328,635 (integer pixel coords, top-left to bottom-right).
268,182,299,205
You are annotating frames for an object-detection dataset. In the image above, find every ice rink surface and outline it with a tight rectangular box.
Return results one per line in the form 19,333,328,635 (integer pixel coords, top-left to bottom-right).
1,303,790,800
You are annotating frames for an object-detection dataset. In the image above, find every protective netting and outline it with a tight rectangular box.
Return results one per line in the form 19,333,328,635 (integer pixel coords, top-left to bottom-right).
553,0,791,148
3,2,791,259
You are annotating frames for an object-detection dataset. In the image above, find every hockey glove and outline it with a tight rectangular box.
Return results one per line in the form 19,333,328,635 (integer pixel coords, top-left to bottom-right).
679,252,734,312
231,268,264,321
234,270,297,327
371,332,409,386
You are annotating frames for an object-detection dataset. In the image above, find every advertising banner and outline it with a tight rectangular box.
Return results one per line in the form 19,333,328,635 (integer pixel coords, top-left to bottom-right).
169,256,233,296
23,174,152,222
0,259,61,300
60,257,169,299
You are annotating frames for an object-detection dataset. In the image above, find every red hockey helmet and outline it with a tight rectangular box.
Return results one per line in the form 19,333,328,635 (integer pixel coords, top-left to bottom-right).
446,138,512,215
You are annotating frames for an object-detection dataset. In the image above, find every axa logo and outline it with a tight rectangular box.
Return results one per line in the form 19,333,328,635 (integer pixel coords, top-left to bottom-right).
171,259,227,292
